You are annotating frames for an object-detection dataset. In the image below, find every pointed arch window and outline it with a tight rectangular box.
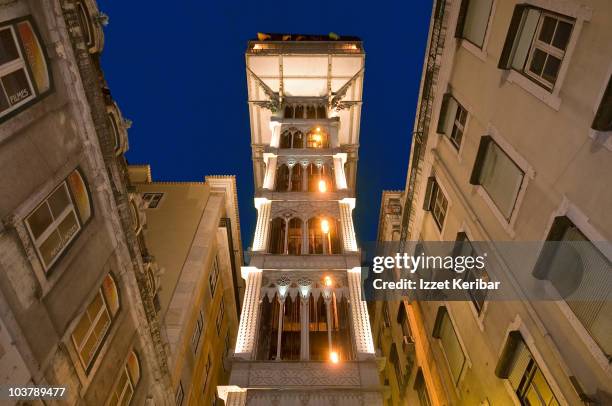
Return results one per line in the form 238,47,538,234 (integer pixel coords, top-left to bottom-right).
280,130,292,148
287,218,302,255
306,105,316,119
283,105,294,119
294,105,304,118
317,105,327,119
279,129,304,149
275,164,290,192
309,294,329,360
290,164,303,192
281,296,301,360
306,127,329,148
308,217,341,254
268,218,286,254
71,273,120,372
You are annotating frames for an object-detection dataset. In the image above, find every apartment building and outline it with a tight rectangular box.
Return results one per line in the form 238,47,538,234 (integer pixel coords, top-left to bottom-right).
128,166,244,406
0,0,172,404
375,0,611,405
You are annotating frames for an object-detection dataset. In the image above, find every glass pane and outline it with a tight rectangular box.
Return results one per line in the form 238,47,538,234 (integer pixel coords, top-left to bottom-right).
57,211,79,242
552,21,572,50
39,230,63,267
542,55,561,84
538,16,556,44
529,49,547,76
87,292,104,318
120,384,133,406
48,185,71,218
531,368,555,405
80,330,98,366
27,203,53,239
440,315,465,383
512,9,541,70
72,313,92,347
67,170,91,223
480,142,524,219
102,274,120,316
108,394,119,406
16,21,50,93
463,0,494,47
0,28,19,65
116,370,129,399
2,68,32,106
93,310,110,338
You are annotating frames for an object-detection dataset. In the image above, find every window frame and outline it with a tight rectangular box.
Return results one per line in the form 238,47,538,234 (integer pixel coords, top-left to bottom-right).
0,16,53,124
191,310,205,354
209,255,220,297
432,306,468,386
216,297,224,335
142,192,164,209
107,350,140,406
24,168,93,273
455,0,495,50
523,11,574,90
470,136,526,222
423,177,449,232
71,273,120,374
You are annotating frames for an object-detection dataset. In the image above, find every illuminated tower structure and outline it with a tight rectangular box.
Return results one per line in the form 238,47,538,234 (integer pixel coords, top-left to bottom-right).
218,34,383,405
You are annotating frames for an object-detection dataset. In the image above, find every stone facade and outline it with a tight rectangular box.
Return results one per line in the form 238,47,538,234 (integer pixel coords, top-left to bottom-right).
0,0,172,404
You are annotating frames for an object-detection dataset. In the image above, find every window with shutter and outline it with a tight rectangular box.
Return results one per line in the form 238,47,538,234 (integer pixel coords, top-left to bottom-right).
498,6,574,91
432,307,466,384
592,76,611,132
470,136,524,220
534,217,612,358
456,0,494,48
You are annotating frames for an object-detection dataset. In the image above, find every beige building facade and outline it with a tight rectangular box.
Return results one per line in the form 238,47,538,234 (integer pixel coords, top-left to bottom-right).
374,0,611,405
128,167,244,406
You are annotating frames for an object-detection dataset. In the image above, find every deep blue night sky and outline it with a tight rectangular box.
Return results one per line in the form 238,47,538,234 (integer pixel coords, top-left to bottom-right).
99,1,432,248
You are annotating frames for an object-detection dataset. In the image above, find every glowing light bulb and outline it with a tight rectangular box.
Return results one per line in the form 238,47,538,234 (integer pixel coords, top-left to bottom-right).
314,134,322,142
316,127,321,132
318,180,327,193
330,351,339,364
324,275,332,287
321,219,330,234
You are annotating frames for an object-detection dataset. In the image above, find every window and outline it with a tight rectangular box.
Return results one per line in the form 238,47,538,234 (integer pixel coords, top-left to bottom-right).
203,353,212,389
175,382,184,406
283,104,326,119
454,233,489,314
280,295,301,360
397,303,413,341
496,331,560,406
107,111,122,153
470,136,524,220
414,368,432,406
306,163,335,193
287,217,302,255
423,177,448,231
290,164,302,192
216,298,224,335
455,0,494,48
108,350,140,406
389,343,402,388
307,217,341,254
275,164,290,191
268,218,286,254
534,217,611,357
71,273,120,372
76,2,93,49
437,94,467,149
191,310,204,354
432,307,466,384
382,301,391,328
279,128,304,148
592,76,611,132
142,192,163,209
0,18,51,122
499,6,574,90
25,169,92,271
306,127,329,148
209,256,220,297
